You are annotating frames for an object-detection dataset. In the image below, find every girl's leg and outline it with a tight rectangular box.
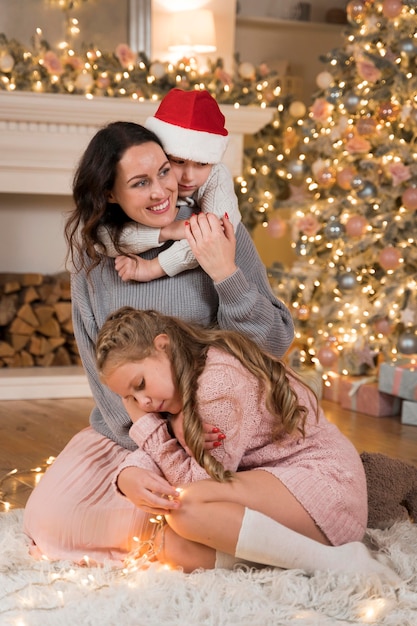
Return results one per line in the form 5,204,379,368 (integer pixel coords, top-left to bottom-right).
160,472,400,583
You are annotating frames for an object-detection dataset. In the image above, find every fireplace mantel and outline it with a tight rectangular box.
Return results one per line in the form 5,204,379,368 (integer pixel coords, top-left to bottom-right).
0,91,274,195
0,91,273,399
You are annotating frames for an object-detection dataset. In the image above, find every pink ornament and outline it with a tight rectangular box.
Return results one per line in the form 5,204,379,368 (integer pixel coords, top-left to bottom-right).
317,345,339,368
336,167,356,190
402,187,417,211
345,215,368,237
382,0,403,18
374,317,393,336
378,246,402,270
267,217,287,239
316,167,336,188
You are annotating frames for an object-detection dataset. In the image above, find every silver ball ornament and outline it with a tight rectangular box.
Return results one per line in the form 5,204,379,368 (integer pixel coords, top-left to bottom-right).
287,159,307,179
327,87,343,105
397,331,417,355
344,92,360,113
338,272,357,290
324,221,344,239
356,181,377,201
351,175,365,190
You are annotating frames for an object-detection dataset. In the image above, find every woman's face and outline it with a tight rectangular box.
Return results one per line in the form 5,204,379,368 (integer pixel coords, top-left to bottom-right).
108,142,179,228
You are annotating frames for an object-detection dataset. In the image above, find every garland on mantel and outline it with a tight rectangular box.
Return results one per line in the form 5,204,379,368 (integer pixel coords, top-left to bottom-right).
0,33,286,107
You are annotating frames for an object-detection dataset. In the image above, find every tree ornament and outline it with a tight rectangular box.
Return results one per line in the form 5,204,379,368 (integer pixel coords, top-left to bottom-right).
338,271,357,290
356,181,377,201
75,71,94,91
267,216,287,239
345,214,368,237
356,116,377,136
316,166,336,188
287,159,307,180
297,304,310,321
288,101,307,118
346,0,366,24
344,92,361,113
316,71,333,89
378,246,402,270
336,167,356,190
0,54,14,73
397,330,417,355
398,38,417,54
238,62,256,80
402,187,417,211
351,174,365,190
377,101,400,122
327,86,344,104
324,220,344,239
149,62,166,79
317,345,339,367
373,317,393,335
382,0,403,18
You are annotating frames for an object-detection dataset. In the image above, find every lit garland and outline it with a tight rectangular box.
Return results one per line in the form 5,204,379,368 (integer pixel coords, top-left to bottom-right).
0,32,283,107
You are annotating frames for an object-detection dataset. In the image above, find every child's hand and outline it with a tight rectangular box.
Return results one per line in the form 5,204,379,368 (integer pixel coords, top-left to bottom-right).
160,220,188,242
122,396,147,423
117,467,180,514
115,255,165,282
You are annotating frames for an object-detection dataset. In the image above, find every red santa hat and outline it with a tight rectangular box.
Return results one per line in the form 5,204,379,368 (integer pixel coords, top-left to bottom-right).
145,88,229,164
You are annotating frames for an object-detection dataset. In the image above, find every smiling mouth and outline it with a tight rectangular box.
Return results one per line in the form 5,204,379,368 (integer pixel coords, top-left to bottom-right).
149,199,169,213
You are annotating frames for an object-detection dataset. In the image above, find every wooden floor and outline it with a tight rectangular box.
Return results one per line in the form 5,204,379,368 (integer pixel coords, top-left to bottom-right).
1,397,417,511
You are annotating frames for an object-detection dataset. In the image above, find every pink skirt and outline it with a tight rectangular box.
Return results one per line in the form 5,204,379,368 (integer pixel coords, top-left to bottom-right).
23,426,153,563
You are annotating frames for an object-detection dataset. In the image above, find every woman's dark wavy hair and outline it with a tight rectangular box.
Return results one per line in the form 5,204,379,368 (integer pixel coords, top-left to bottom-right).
96,306,316,483
65,121,164,274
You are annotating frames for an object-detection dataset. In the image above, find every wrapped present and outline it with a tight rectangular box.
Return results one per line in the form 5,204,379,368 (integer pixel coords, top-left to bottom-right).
322,372,342,403
378,361,417,401
340,376,401,416
401,400,417,426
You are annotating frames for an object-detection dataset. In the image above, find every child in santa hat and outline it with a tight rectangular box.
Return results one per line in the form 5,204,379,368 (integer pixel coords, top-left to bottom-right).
98,88,241,282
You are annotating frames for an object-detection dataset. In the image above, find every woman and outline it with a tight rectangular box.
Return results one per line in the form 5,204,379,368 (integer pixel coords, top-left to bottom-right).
23,121,294,563
95,306,397,581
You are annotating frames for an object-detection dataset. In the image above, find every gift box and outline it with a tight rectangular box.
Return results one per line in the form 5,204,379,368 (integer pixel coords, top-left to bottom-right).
378,361,417,401
401,400,417,426
340,376,401,416
322,372,341,403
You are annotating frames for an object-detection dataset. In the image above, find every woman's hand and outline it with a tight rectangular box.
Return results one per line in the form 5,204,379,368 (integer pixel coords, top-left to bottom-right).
185,213,237,283
169,412,225,452
117,466,180,514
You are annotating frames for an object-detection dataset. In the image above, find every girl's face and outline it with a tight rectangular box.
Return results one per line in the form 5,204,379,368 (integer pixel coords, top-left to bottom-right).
168,156,212,198
108,143,179,228
103,335,182,416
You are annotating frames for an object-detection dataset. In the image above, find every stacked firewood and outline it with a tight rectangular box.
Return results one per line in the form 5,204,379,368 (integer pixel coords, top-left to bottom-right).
0,272,81,368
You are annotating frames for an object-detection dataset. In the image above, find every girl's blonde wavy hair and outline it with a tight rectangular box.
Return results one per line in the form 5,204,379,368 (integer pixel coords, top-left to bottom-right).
96,306,316,482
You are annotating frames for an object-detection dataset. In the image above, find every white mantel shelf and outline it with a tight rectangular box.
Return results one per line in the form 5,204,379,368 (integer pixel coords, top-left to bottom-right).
0,90,274,195
0,90,273,399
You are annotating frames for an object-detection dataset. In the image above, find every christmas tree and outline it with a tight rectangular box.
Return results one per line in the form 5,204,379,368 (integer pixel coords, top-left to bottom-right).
239,0,417,375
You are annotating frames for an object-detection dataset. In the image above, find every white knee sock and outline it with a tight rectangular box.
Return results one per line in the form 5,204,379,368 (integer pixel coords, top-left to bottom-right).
235,508,400,584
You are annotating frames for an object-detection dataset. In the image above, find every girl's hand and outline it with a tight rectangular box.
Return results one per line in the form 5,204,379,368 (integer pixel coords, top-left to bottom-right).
117,466,180,514
185,213,237,283
169,412,225,452
122,396,147,423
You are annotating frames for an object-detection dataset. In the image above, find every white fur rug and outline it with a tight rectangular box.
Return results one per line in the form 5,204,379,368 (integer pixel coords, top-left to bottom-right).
1,510,417,626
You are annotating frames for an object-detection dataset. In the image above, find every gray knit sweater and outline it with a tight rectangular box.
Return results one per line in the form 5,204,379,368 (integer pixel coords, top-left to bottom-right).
71,213,294,450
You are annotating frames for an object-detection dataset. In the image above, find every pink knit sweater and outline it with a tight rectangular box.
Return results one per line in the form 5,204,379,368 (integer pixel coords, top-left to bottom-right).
119,348,368,545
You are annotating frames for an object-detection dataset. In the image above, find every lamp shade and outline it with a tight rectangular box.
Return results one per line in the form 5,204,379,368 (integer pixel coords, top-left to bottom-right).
168,9,216,53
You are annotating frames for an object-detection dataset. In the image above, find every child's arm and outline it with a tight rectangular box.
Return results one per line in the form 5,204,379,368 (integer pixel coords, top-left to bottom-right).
96,223,163,258
195,162,242,231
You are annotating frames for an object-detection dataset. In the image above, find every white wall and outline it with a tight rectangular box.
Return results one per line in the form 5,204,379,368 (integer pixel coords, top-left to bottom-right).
0,194,71,274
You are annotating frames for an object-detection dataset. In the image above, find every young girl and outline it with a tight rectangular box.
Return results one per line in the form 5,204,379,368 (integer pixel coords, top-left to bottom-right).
96,306,398,581
97,88,241,282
